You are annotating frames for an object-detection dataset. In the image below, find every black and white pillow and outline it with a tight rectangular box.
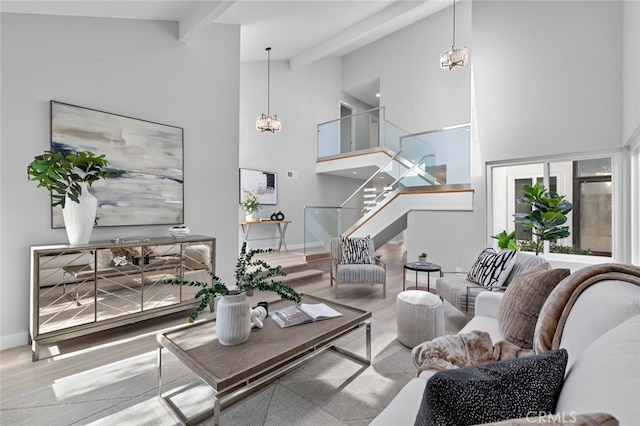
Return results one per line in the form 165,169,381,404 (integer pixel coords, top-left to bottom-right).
414,349,568,426
467,246,517,290
340,235,375,264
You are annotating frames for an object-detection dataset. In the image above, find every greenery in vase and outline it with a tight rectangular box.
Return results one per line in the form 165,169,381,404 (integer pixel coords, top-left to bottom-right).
491,230,518,251
513,181,573,255
162,242,302,323
419,253,427,258
27,150,115,208
242,193,261,214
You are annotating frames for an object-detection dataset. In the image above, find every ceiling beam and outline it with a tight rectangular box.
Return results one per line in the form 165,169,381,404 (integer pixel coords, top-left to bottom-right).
289,0,449,70
179,0,237,43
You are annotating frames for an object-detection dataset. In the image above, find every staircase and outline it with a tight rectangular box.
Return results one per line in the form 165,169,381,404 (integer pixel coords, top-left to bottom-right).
254,251,325,286
306,120,473,259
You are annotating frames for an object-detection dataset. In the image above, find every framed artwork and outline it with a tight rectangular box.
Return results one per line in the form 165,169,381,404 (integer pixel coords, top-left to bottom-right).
239,168,277,205
50,100,184,228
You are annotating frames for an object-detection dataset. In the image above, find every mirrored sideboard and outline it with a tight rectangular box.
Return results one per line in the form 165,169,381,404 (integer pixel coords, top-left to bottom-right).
30,235,215,361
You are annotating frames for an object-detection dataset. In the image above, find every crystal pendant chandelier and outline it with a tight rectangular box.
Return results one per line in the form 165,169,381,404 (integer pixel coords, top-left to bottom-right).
256,47,281,133
440,0,468,70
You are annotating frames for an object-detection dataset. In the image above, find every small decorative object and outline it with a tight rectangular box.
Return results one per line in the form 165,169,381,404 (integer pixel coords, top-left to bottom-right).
419,253,428,263
242,192,261,222
169,225,190,238
270,212,278,221
275,211,285,221
162,242,301,345
27,150,114,245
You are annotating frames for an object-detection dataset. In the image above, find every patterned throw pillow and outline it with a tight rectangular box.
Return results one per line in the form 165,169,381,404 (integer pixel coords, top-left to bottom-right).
467,247,517,290
340,235,374,264
414,349,568,426
497,266,571,349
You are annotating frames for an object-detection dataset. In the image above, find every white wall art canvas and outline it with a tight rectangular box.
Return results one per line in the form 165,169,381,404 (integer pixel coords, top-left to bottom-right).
51,101,184,228
239,168,277,205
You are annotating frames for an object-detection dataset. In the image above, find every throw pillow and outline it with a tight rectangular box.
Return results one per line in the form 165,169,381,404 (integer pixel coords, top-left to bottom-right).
414,348,568,426
340,235,374,264
497,266,571,349
467,247,517,290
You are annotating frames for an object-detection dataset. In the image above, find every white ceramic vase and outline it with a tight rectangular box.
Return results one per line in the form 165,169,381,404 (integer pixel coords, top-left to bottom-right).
62,182,98,245
245,212,257,222
216,292,251,345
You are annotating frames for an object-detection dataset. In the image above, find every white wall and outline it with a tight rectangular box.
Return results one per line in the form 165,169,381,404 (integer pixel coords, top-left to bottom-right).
0,14,241,348
623,0,640,147
239,57,361,250
340,1,625,271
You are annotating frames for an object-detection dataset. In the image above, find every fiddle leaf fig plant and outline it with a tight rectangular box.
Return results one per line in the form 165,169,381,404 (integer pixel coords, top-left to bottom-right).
27,150,114,208
163,242,302,323
513,182,573,255
492,230,518,251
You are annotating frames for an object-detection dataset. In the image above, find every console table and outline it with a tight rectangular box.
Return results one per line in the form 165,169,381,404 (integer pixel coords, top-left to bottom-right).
29,235,215,361
239,220,291,251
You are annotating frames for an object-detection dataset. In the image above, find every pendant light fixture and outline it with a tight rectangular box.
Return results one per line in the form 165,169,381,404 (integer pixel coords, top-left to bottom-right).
256,47,281,133
440,0,468,70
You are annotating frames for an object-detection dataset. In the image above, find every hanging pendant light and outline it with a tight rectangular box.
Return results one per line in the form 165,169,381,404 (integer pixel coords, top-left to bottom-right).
440,0,468,70
256,47,281,133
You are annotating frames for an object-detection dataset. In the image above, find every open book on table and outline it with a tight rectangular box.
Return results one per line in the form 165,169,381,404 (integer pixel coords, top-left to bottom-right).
269,303,343,328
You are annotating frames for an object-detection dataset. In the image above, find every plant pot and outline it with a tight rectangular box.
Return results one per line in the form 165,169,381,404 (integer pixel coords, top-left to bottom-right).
418,256,427,263
62,182,98,245
216,292,251,345
245,212,257,222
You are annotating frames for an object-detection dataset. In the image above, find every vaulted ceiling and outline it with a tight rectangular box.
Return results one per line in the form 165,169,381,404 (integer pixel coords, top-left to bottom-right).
0,0,450,66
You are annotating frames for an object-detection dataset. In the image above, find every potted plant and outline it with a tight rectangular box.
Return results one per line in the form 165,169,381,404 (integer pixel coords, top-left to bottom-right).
27,150,115,245
163,242,301,345
418,253,428,263
491,230,518,251
513,182,573,255
242,192,261,222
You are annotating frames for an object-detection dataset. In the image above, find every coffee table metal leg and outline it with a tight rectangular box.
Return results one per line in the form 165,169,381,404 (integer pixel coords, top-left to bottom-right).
331,321,371,365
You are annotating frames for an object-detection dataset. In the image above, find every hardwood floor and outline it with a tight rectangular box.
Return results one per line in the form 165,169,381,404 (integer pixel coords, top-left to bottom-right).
0,241,467,401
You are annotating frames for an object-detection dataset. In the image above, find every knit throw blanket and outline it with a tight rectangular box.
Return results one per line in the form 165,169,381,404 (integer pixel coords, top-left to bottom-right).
411,330,534,376
534,263,640,353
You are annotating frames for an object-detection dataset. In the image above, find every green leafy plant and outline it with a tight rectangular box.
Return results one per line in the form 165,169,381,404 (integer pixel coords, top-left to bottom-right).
513,182,573,255
162,242,302,323
420,252,428,258
491,230,518,251
27,150,114,208
242,193,261,214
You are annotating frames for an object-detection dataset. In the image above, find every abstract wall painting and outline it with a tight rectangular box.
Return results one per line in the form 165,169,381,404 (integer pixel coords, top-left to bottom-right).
51,101,184,228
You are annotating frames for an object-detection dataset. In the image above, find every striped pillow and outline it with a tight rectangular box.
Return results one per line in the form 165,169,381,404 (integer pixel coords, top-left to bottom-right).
467,247,517,290
340,235,375,264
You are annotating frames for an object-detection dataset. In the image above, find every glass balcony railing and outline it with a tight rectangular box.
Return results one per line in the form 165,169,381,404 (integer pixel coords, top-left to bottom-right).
317,107,409,159
305,123,471,257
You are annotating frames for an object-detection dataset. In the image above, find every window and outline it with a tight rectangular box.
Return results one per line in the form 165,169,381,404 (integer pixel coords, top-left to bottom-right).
490,157,612,257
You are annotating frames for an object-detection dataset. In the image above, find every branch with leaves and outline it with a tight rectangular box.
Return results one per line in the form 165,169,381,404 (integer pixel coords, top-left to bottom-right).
163,242,301,323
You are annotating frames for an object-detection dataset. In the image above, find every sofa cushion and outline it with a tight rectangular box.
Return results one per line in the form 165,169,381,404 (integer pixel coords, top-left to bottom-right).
414,349,568,426
497,266,570,349
467,247,517,290
340,235,374,264
555,315,640,424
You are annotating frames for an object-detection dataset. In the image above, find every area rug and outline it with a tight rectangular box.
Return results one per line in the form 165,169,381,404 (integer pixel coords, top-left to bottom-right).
0,320,416,426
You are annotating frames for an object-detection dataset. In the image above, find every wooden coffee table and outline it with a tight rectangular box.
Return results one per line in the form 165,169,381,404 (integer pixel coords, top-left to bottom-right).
156,294,371,425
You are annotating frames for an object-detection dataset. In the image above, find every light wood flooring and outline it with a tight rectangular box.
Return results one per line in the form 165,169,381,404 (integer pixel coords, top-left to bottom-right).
0,242,467,401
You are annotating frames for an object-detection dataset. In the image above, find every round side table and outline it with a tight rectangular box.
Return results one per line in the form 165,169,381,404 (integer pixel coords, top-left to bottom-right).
403,262,442,292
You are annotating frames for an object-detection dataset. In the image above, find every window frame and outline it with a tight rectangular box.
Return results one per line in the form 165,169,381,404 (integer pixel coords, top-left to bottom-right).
486,149,627,263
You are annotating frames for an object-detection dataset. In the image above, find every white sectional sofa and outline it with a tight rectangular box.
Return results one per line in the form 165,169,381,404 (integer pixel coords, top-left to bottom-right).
372,263,640,425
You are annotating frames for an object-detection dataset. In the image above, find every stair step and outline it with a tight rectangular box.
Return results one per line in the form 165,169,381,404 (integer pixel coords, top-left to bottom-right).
280,269,324,285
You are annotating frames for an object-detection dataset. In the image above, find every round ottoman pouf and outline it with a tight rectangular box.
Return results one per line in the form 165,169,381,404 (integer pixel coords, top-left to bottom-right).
396,290,444,348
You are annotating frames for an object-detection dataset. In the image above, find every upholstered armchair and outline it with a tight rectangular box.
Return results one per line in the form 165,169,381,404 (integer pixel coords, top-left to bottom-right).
436,250,549,315
330,237,386,299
